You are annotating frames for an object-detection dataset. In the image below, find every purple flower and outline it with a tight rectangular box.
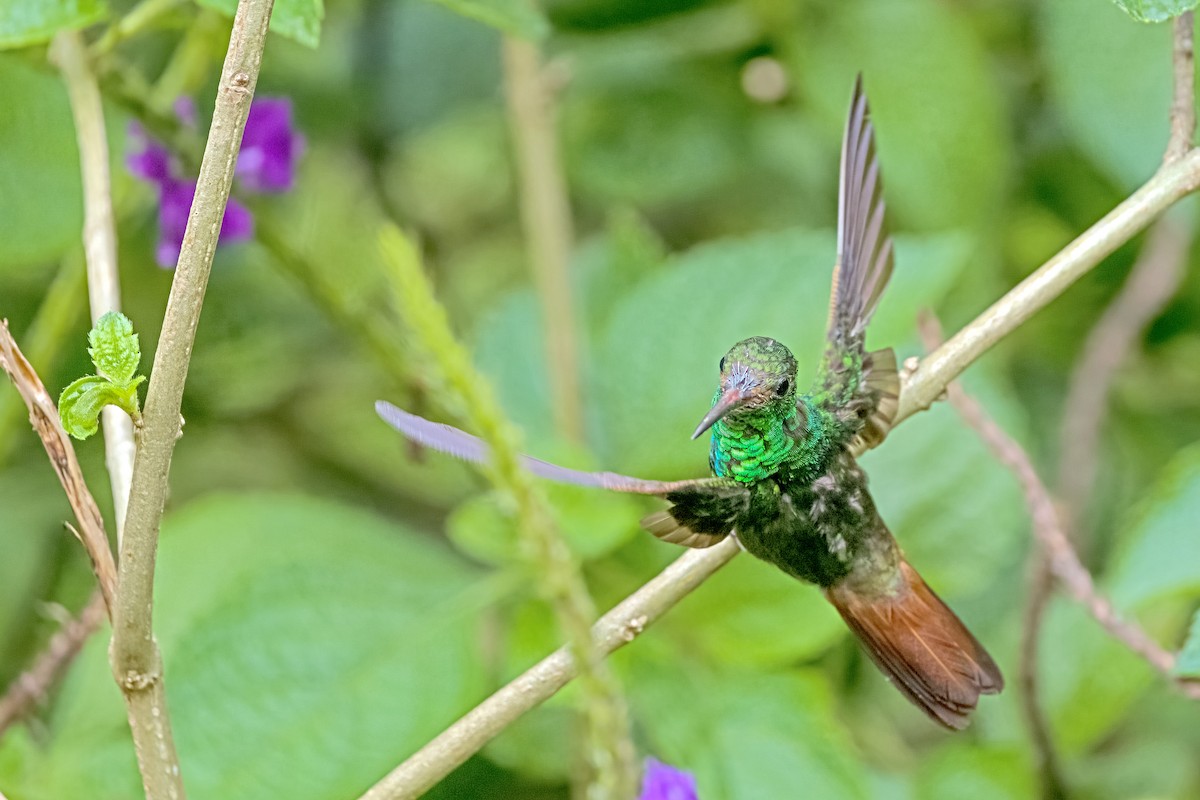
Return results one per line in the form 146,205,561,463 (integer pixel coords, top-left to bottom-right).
639,758,698,800
237,98,304,192
126,96,301,268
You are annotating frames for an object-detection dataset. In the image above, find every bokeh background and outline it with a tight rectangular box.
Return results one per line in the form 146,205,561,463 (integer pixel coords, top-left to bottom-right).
3,0,1200,797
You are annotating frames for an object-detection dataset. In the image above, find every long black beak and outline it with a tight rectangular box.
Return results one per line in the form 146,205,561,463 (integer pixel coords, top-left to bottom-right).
691,387,750,440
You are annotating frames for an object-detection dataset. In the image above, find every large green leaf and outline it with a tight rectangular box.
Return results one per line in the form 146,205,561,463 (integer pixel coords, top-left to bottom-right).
795,0,1010,231
6,494,486,800
593,229,968,478
630,659,870,800
0,0,106,48
1042,0,1175,189
1113,0,1198,23
0,56,83,270
196,0,324,47
1107,443,1200,608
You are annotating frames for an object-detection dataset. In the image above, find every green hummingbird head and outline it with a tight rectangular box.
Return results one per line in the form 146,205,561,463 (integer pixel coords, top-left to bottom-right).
691,336,799,439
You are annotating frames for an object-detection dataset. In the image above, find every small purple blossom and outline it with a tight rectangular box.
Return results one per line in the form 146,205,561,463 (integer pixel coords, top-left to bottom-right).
237,99,304,192
639,758,698,800
126,97,302,268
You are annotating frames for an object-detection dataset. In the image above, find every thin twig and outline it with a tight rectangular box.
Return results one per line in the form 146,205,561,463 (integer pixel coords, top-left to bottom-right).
0,323,118,613
0,591,106,732
375,230,635,800
1019,561,1067,800
359,537,740,800
1166,12,1195,165
1056,217,1191,538
358,113,1200,797
109,2,275,797
502,37,585,444
918,314,1200,699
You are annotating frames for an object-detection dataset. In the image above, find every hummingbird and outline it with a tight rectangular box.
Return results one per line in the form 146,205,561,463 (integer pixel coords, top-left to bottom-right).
377,77,1002,729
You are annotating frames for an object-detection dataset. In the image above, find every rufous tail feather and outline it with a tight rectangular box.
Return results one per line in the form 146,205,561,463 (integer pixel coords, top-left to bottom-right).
824,559,1003,730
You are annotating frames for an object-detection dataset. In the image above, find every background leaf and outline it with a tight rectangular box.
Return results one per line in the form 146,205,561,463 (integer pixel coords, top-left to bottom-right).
196,0,324,48
0,0,106,48
1112,0,1199,23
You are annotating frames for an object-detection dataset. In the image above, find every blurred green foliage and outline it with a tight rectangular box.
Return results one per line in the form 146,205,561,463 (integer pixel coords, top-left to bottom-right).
1,0,1200,799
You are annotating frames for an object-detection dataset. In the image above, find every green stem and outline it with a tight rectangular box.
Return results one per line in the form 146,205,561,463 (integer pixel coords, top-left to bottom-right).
108,2,276,798
374,228,635,800
502,37,585,444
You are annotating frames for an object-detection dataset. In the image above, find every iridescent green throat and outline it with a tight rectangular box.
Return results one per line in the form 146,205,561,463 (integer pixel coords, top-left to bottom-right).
709,396,831,484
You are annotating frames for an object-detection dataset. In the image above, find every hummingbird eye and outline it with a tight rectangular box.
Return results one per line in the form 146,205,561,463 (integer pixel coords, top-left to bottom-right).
776,379,790,395
719,356,726,372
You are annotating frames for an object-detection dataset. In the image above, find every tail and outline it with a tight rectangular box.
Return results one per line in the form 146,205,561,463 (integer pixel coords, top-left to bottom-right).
825,559,1003,730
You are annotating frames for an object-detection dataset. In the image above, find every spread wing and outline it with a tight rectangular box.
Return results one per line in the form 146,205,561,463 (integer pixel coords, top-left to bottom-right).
817,75,899,451
376,401,749,547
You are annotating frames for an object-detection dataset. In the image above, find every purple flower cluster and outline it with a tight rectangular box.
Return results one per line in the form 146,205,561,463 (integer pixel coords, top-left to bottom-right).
127,97,302,268
639,758,698,800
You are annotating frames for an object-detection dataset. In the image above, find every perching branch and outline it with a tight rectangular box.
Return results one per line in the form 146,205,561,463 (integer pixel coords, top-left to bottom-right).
372,230,635,800
109,1,275,797
359,537,740,800
503,37,585,444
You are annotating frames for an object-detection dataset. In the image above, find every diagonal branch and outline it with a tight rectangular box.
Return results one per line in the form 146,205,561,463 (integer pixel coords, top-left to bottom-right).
918,314,1200,699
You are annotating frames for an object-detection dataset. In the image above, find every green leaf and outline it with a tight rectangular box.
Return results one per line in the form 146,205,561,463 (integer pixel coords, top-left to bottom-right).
0,0,106,48
57,375,138,440
87,311,140,385
16,494,487,800
630,660,869,800
0,55,83,270
915,744,1035,800
1107,443,1200,608
1174,610,1200,677
421,0,548,40
1041,599,1155,753
1042,0,1174,188
195,0,324,47
1112,0,1198,23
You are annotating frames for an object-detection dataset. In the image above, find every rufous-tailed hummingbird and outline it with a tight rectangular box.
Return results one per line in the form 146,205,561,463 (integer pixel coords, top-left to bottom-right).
377,77,1003,729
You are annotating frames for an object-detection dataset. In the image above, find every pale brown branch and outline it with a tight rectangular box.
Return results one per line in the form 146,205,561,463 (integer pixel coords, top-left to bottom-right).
0,323,117,613
0,591,106,732
358,537,740,800
109,2,276,797
502,37,584,444
918,314,1200,700
896,148,1200,429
